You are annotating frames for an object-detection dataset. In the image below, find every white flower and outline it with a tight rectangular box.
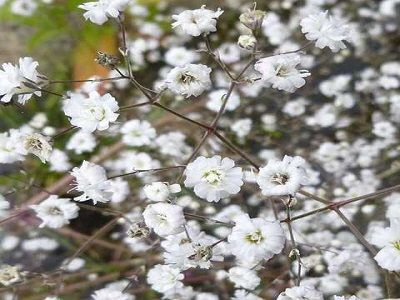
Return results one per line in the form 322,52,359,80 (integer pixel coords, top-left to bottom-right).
257,155,306,196
143,203,185,236
0,131,25,164
147,264,184,293
120,119,156,146
166,64,212,97
70,161,112,204
91,287,134,300
238,35,257,50
155,131,192,158
228,267,260,290
66,130,97,154
300,11,351,52
172,5,223,36
11,0,37,16
49,149,71,172
206,89,241,112
109,178,129,203
370,218,400,271
277,286,323,300
184,156,243,202
232,289,262,300
231,119,252,139
79,0,129,25
20,132,52,163
0,265,21,286
62,257,85,272
143,182,181,202
63,91,119,132
30,195,79,228
227,213,285,266
255,53,310,92
165,47,200,67
372,121,397,139
0,57,43,104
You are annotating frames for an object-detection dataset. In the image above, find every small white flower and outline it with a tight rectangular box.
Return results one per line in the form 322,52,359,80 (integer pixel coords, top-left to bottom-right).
206,89,241,112
30,195,79,228
143,182,181,202
227,213,285,266
70,161,111,204
231,118,252,139
147,264,184,293
63,91,119,132
172,5,223,36
257,155,306,196
228,267,260,290
49,149,71,172
164,47,200,67
0,57,43,104
91,287,134,300
300,11,351,52
67,130,97,154
79,0,130,25
120,119,156,147
62,257,85,272
166,64,212,97
109,178,129,203
238,35,257,50
184,156,243,202
277,286,323,300
143,203,185,236
155,131,192,158
21,133,52,163
370,218,400,271
255,53,310,92
372,121,397,139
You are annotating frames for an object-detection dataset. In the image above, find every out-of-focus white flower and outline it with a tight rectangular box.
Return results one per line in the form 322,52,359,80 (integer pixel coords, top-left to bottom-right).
143,203,185,236
238,35,257,50
257,155,306,196
11,0,37,16
172,5,223,36
109,178,129,203
155,131,192,158
228,267,260,290
147,264,184,293
164,47,200,67
62,257,85,272
63,91,119,132
143,182,181,202
79,0,129,25
120,119,156,147
70,161,112,204
300,11,351,52
30,195,79,228
66,130,97,154
370,218,400,271
277,286,323,300
227,213,285,266
372,121,397,139
184,156,243,202
0,57,43,104
255,53,310,92
231,118,252,139
49,149,71,172
91,287,134,300
165,64,212,97
206,89,241,112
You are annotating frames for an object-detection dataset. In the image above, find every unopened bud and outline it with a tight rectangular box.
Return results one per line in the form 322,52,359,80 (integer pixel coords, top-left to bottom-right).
239,9,266,31
127,223,149,238
95,51,119,70
238,35,257,50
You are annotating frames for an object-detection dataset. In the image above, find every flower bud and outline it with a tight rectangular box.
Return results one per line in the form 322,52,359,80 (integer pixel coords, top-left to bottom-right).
239,9,266,31
238,35,257,50
95,51,119,70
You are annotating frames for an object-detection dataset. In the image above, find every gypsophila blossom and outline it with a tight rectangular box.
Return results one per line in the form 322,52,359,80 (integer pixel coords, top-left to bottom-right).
62,257,85,272
165,64,212,97
49,149,71,172
30,195,79,228
143,182,181,202
300,11,351,52
0,57,44,104
0,265,21,286
63,91,119,132
19,132,52,163
257,155,306,196
66,130,97,154
238,35,257,50
120,119,156,147
184,156,243,202
277,286,323,300
146,264,184,294
228,267,260,290
206,89,241,112
91,287,134,300
171,5,223,36
79,0,129,25
370,218,400,271
255,53,310,92
143,203,185,236
70,160,112,204
164,47,200,67
227,213,285,266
